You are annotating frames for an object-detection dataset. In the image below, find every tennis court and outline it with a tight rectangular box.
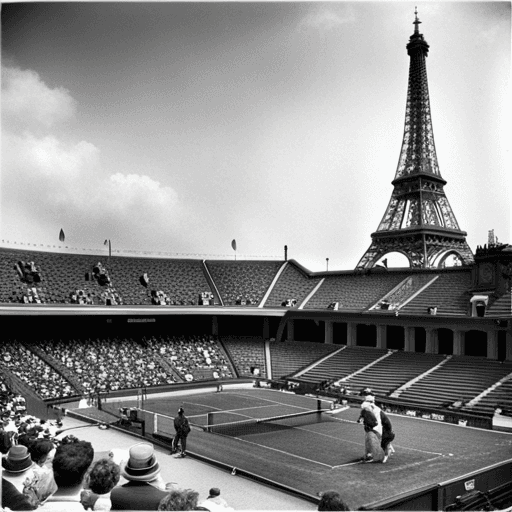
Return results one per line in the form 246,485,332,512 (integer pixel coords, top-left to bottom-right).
106,387,512,509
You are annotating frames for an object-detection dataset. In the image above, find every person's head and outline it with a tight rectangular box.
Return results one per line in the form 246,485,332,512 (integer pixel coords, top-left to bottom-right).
318,491,350,511
360,401,373,412
158,489,199,511
2,445,34,474
52,438,94,488
208,488,221,499
178,407,184,416
28,438,55,465
87,458,120,495
121,442,161,483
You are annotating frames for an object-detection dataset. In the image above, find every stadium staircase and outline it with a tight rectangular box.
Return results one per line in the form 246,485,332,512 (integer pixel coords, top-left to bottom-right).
201,260,223,305
399,270,472,316
262,261,322,309
269,341,340,380
20,340,86,394
463,371,512,415
394,356,512,408
222,336,267,378
390,354,450,398
335,351,446,396
205,260,282,306
295,346,387,385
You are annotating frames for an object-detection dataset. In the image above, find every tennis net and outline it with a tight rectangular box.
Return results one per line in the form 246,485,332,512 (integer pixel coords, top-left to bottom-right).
205,398,335,438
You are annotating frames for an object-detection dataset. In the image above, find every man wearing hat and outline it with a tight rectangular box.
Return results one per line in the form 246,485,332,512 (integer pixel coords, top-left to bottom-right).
110,442,168,510
2,444,36,493
172,407,191,458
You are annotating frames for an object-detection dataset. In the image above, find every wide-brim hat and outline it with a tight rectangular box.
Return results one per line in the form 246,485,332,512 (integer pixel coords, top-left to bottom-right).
2,445,34,473
120,442,160,482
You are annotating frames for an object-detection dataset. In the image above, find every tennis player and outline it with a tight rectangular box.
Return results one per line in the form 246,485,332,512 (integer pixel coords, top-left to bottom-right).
358,399,384,462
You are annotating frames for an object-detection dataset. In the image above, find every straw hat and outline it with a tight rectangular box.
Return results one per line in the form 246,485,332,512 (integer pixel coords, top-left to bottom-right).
120,443,160,482
2,445,34,473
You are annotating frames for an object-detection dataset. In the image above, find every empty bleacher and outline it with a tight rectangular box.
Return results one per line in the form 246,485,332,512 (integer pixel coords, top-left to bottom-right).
222,336,267,378
399,269,473,316
111,257,212,305
397,356,512,408
269,341,340,379
463,374,512,416
264,262,321,307
303,272,407,310
296,346,388,384
205,260,282,306
342,351,446,396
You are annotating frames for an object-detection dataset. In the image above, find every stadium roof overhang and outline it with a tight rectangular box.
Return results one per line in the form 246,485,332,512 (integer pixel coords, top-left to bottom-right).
0,305,288,317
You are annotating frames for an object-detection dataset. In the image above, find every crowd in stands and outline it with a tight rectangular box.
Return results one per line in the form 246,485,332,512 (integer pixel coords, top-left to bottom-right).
36,337,176,393
0,341,75,400
15,260,41,284
1,403,239,511
144,335,234,381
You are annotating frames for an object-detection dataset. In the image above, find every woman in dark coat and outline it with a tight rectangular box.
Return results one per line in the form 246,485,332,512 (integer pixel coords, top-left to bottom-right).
379,409,395,463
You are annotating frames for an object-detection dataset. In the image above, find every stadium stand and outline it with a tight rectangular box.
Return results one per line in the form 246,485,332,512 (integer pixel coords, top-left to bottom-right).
303,271,407,310
222,336,267,378
110,256,214,306
464,376,512,415
263,261,322,308
395,356,512,408
205,260,282,306
398,269,473,316
144,334,235,381
340,351,447,396
0,340,76,399
296,346,388,384
269,341,340,379
27,336,177,393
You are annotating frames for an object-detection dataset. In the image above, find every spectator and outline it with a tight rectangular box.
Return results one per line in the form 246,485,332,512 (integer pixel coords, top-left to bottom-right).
0,422,14,453
2,478,37,511
2,445,36,493
110,443,168,510
157,489,200,511
80,458,120,511
318,490,350,511
24,438,58,505
43,437,94,510
198,488,234,511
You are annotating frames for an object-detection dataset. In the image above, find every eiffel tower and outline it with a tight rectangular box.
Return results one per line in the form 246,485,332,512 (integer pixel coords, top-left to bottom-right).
356,9,474,269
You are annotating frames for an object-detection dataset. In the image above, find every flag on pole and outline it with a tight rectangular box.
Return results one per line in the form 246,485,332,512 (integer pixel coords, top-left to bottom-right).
231,239,237,251
104,239,108,246
59,229,65,242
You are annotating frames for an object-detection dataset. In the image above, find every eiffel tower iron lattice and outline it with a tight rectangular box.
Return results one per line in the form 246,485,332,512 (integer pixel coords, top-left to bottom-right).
356,10,474,270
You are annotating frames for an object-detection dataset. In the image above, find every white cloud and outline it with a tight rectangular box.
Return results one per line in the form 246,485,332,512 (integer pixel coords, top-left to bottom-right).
299,6,356,32
4,132,99,179
1,65,181,248
2,67,76,129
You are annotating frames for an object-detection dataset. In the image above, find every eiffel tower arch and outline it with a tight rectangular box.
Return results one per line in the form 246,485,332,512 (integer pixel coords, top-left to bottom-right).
356,10,474,270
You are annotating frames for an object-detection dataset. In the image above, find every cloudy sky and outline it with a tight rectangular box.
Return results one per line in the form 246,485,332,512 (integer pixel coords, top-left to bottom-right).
1,1,510,271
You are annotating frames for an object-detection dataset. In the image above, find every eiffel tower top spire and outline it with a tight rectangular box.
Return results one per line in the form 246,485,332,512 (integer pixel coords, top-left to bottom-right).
355,11,474,269
413,7,421,34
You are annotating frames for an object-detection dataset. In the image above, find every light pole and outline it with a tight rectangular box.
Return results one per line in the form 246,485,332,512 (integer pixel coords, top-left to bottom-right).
326,258,329,271
104,239,111,266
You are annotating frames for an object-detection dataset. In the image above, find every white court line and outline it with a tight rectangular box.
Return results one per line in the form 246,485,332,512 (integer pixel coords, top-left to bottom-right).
225,434,335,469
332,461,365,468
327,417,444,457
226,391,330,412
379,455,444,473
